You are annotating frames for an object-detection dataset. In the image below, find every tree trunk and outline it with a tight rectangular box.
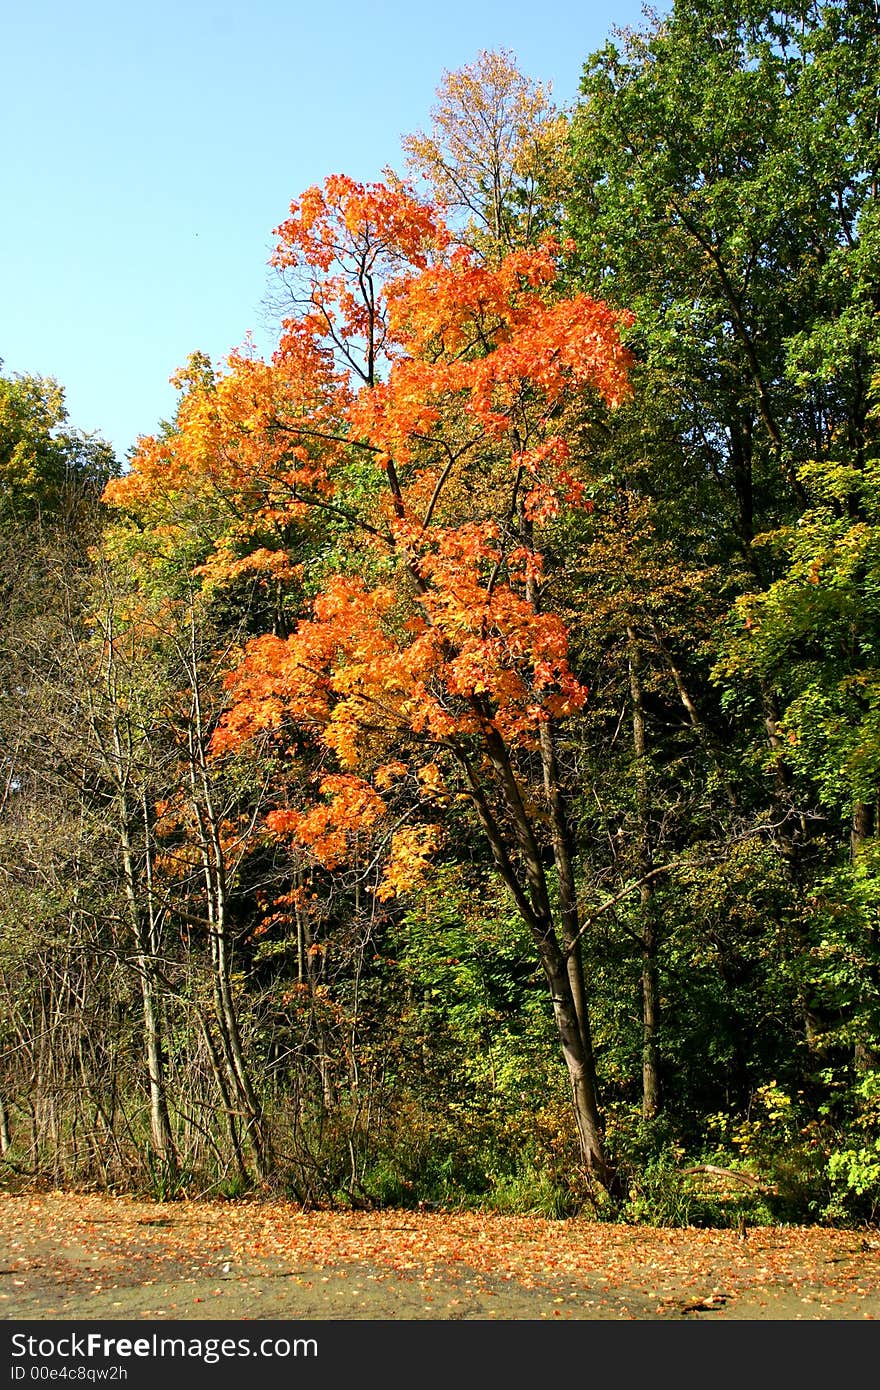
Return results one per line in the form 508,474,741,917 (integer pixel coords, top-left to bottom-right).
852,800,879,1072
627,627,662,1120
184,619,272,1181
0,1091,11,1155
452,734,618,1197
537,933,618,1194
852,800,874,859
118,810,178,1175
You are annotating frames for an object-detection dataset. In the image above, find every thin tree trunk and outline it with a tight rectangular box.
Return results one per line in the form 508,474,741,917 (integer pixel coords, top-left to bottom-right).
627,627,661,1121
852,800,879,1072
761,685,824,1044
524,528,593,1059
0,1092,11,1155
184,615,272,1180
852,800,874,859
109,693,175,1168
538,719,593,1059
195,1008,249,1182
118,808,178,1174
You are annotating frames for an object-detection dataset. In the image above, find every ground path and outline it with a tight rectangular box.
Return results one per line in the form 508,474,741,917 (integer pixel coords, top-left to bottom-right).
1,1192,878,1320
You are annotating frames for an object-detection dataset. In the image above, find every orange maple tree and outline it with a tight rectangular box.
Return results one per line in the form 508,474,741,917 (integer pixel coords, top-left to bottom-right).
107,175,633,1194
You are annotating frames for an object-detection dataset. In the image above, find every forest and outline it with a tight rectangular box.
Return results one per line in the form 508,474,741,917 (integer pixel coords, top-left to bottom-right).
1,0,878,1230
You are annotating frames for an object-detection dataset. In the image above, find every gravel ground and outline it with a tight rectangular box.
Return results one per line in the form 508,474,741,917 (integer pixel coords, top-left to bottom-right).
1,1192,878,1321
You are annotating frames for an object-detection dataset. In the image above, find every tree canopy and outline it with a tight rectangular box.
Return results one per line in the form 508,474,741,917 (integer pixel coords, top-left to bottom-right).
2,1,879,1224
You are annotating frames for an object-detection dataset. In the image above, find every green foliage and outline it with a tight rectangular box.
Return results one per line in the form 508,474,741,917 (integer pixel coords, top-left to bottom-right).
0,367,117,526
142,1149,191,1204
483,1168,582,1220
624,1153,728,1228
568,0,878,471
826,1073,880,1221
717,417,880,821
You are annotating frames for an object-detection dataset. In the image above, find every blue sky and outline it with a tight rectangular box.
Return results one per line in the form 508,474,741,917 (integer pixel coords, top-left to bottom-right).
3,0,651,461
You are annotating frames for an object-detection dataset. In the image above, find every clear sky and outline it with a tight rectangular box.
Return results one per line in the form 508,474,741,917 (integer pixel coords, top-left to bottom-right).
2,0,652,462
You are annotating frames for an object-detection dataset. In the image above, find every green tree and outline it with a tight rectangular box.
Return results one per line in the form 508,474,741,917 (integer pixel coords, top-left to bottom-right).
560,0,879,1156
0,366,117,527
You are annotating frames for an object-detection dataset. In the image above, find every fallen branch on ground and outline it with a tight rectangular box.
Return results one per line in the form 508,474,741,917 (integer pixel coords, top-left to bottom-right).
681,1164,779,1195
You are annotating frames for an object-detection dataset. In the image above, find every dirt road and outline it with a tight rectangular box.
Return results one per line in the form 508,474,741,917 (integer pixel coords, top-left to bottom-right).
1,1192,878,1320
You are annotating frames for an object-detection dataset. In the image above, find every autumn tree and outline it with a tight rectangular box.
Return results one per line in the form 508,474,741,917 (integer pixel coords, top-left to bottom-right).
7,22,880,1216
109,175,634,1196
399,49,570,257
